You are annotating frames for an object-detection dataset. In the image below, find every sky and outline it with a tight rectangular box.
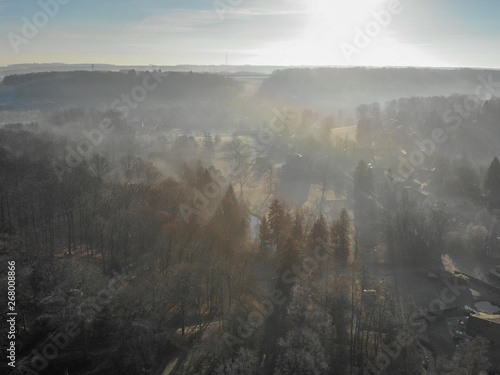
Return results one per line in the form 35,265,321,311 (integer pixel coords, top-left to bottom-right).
1,0,500,68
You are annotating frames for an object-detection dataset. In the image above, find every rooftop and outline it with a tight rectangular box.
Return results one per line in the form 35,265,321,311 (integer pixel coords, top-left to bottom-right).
471,313,500,324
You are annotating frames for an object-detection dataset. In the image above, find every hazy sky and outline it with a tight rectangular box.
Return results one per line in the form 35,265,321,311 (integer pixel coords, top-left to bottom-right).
1,0,499,67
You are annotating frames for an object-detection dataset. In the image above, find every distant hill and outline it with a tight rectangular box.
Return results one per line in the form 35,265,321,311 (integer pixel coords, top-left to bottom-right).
258,66,500,109
0,70,242,111
0,63,286,78
3,65,500,114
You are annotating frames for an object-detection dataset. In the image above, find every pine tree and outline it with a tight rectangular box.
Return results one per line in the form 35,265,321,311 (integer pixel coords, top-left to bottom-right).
277,237,301,299
308,213,328,251
331,208,351,267
485,157,500,208
268,198,285,249
291,212,304,245
263,236,302,368
308,213,329,274
485,156,500,192
258,215,273,256
215,185,248,246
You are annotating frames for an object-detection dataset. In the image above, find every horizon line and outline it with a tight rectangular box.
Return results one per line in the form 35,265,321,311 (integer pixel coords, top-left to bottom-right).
2,63,500,71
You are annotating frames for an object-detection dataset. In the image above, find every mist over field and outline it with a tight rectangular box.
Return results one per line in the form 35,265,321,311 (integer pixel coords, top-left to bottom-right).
1,1,500,375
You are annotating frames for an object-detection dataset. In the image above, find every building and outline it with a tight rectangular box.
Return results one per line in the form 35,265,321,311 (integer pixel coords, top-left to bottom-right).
466,313,500,350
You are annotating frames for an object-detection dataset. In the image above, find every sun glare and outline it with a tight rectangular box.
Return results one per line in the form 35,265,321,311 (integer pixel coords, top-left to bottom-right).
290,0,401,65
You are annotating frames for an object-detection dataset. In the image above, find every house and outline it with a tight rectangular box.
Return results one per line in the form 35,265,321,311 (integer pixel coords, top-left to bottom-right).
466,313,500,350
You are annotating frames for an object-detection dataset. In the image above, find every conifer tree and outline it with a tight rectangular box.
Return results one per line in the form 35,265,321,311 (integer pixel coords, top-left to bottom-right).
485,157,500,207
331,208,351,266
258,215,273,256
268,198,285,249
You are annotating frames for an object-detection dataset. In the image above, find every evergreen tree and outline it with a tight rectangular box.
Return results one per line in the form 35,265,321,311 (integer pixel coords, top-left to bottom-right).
215,185,248,250
291,211,304,245
263,236,302,371
331,208,351,267
308,213,329,274
485,157,500,207
258,215,273,256
268,198,285,250
277,237,301,300
309,214,328,245
485,156,500,192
